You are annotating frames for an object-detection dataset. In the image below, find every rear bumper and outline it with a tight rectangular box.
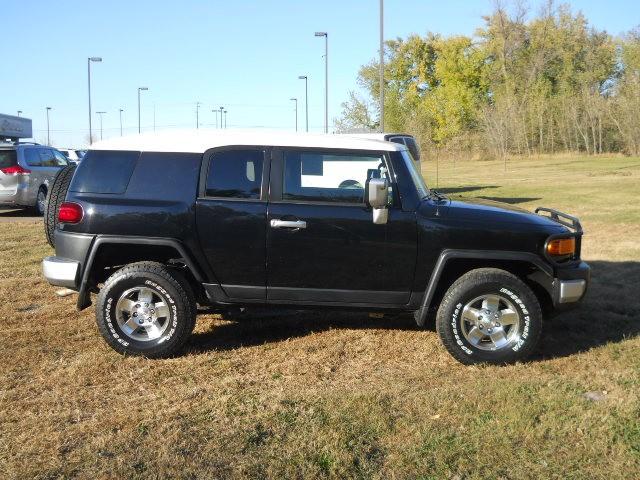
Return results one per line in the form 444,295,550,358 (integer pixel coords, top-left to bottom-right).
42,256,80,289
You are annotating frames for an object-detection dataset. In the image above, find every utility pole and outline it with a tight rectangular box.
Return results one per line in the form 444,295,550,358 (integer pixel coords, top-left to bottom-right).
315,32,328,133
96,111,106,140
87,57,102,144
119,108,124,136
196,102,201,129
138,87,148,134
290,98,298,131
45,107,52,145
379,0,384,133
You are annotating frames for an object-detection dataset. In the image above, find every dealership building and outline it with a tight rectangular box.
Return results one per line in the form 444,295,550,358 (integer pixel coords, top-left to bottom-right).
0,113,32,143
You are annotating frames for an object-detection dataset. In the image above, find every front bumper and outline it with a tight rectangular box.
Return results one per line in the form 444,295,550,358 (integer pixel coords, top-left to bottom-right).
42,256,80,289
553,261,590,307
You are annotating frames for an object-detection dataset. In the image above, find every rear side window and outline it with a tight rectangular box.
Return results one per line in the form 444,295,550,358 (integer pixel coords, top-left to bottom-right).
70,150,139,194
0,150,17,168
24,148,42,166
205,150,264,199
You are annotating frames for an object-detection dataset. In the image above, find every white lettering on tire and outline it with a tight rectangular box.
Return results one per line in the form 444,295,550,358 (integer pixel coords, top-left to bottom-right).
451,302,473,355
500,287,530,352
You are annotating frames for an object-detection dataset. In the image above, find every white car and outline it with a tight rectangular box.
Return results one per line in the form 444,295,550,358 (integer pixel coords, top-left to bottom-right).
58,148,86,164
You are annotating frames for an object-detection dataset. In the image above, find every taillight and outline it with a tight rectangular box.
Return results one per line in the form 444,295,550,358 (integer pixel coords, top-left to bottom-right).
0,165,31,175
58,202,84,224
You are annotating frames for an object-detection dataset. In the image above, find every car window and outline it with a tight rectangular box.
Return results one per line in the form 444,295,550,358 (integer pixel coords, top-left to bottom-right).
53,150,69,166
24,148,42,167
283,151,387,204
69,150,139,194
0,150,17,168
205,150,264,199
38,149,57,167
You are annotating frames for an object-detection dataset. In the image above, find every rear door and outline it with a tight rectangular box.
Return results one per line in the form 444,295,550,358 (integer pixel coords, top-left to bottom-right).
266,148,417,305
195,147,270,301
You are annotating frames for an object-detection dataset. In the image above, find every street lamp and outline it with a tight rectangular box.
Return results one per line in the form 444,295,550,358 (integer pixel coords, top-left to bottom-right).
223,110,228,129
17,110,22,117
96,111,106,140
315,32,328,133
119,108,124,136
298,75,308,132
290,98,298,132
45,107,52,145
137,87,148,134
87,57,102,144
219,106,224,129
379,0,384,132
196,102,201,129
211,109,218,128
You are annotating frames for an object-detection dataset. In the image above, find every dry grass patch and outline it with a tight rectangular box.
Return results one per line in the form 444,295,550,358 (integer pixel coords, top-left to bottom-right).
1,156,639,479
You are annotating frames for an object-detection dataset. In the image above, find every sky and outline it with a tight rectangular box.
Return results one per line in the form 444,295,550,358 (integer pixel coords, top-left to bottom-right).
2,0,638,147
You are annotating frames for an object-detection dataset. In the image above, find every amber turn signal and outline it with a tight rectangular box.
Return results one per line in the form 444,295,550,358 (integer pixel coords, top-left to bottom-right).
547,237,575,256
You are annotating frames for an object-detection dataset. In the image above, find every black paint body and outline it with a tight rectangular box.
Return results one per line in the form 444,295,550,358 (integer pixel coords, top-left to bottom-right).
59,147,589,312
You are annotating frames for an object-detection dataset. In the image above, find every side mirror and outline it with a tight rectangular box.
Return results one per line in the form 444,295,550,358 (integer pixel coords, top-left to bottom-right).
365,177,389,225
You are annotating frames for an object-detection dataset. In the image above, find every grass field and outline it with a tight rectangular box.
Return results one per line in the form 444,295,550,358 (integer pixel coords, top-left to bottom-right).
1,155,639,479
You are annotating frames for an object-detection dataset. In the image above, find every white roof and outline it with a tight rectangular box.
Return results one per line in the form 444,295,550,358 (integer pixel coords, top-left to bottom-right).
90,129,406,154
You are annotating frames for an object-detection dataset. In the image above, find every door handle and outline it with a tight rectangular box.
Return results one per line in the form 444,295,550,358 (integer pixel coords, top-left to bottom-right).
270,219,307,229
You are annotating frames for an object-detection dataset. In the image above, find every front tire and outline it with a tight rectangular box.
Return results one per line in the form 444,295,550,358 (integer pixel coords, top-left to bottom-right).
96,262,196,358
436,268,542,365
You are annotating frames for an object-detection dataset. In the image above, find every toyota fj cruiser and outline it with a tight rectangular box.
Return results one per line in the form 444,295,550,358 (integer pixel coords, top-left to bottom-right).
42,130,589,364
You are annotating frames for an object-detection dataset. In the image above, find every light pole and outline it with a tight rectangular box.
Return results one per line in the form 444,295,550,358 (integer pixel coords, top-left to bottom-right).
290,98,298,131
315,32,328,133
196,102,201,129
298,75,308,132
219,106,224,129
96,111,106,140
379,0,384,133
119,109,124,136
17,110,22,117
138,87,148,134
87,57,102,144
212,109,218,128
45,107,52,145
223,110,227,128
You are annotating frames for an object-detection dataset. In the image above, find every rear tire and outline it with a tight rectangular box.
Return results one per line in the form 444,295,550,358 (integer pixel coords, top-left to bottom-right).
44,165,76,247
96,262,197,358
436,268,542,365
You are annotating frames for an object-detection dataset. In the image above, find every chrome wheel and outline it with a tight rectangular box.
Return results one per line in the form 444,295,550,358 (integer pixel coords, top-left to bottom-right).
115,287,171,342
460,294,521,351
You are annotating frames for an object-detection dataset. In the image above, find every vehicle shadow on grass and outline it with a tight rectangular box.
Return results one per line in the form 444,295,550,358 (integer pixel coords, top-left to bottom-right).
0,207,35,217
187,261,640,361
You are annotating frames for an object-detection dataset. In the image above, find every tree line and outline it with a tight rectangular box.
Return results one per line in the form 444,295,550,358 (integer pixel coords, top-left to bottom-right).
336,1,640,158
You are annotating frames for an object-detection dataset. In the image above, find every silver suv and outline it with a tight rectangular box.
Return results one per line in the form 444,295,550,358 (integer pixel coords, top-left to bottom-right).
0,143,70,215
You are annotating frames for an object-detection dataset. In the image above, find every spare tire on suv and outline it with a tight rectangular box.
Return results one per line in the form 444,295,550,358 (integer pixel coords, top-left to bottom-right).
44,164,76,248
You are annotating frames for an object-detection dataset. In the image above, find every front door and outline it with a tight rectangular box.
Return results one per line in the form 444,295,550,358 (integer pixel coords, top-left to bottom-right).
266,148,417,305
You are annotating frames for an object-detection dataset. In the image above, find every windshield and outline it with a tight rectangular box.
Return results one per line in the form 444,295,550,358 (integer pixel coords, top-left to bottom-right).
400,149,429,198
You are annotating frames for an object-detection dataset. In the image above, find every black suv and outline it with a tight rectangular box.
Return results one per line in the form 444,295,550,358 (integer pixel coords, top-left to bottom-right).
42,131,589,364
